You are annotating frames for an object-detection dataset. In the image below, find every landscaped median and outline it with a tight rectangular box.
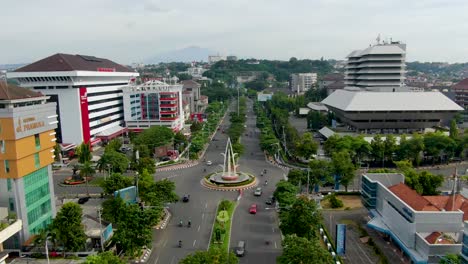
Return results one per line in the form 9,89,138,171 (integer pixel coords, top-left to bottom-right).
210,199,237,253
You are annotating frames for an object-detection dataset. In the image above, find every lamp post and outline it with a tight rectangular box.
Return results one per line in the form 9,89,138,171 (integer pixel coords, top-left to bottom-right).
45,235,50,264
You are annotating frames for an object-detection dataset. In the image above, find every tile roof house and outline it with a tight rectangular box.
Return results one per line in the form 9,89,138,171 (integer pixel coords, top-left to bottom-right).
0,82,44,100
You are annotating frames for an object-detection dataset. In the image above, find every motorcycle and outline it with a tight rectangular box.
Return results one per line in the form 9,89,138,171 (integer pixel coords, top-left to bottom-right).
178,221,183,227
178,240,182,248
188,221,191,228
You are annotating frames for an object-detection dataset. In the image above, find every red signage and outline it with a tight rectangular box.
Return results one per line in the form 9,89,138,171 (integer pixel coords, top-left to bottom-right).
79,88,91,144
97,68,116,72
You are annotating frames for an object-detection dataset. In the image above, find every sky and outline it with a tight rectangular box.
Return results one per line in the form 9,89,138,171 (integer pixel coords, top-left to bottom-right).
2,0,468,64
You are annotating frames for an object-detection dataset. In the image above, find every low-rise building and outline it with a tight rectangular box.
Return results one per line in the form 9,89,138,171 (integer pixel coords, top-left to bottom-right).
362,173,467,264
322,89,463,133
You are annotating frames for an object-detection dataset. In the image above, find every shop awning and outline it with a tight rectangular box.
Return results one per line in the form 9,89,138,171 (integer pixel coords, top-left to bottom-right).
90,138,102,145
60,143,77,151
96,126,127,140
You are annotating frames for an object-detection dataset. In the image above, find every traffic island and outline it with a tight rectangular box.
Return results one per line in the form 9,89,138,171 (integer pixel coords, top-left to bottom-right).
210,200,236,253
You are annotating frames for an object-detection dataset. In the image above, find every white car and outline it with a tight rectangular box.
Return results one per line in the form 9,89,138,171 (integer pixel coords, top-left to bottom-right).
254,187,262,196
206,160,212,166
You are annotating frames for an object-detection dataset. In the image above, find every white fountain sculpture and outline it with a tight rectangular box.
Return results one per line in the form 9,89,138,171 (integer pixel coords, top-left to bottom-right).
220,137,239,180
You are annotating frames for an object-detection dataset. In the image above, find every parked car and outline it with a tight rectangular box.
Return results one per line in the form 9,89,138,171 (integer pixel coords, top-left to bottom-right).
254,187,262,196
265,199,273,205
78,197,90,204
235,241,246,257
182,195,190,202
249,204,257,214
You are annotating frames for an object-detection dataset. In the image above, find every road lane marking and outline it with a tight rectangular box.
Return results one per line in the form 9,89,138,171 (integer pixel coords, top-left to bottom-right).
155,256,159,264
193,240,197,247
198,225,201,232
272,227,275,233
205,203,208,209
202,213,204,219
170,256,175,264
275,242,277,248
163,239,167,247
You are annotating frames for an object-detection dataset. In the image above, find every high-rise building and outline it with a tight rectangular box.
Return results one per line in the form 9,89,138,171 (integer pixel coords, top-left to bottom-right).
0,82,57,249
7,53,139,146
123,80,185,132
290,73,317,94
345,41,406,90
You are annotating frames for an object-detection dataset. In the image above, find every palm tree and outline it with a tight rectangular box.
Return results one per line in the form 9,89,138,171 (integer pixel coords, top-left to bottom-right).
80,161,96,196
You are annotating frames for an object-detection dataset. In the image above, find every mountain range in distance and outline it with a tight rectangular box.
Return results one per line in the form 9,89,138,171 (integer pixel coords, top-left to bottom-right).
144,46,220,64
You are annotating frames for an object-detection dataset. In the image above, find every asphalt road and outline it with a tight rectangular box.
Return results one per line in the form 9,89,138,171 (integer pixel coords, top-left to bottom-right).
229,99,284,264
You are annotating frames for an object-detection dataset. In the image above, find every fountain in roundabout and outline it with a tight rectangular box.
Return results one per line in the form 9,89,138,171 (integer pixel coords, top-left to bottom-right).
202,137,257,190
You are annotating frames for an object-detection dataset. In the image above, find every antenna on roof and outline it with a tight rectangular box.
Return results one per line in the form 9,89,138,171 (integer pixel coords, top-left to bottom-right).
376,34,381,45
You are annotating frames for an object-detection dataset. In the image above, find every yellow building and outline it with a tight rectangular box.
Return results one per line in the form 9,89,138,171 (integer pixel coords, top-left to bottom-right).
0,82,58,249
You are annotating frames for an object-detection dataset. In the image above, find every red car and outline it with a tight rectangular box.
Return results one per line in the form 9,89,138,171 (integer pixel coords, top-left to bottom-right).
249,204,257,214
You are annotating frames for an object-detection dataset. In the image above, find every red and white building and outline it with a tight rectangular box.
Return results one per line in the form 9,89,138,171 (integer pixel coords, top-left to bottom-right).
7,53,139,146
123,80,184,132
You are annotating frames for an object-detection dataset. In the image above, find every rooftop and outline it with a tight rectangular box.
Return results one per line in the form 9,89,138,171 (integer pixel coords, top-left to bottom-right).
347,43,406,58
322,89,464,112
0,82,44,100
452,78,468,90
14,53,134,73
388,183,439,211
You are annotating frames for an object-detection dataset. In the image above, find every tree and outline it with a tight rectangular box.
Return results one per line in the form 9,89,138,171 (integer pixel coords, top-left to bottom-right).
306,111,327,130
294,132,318,159
84,251,125,264
133,126,174,148
180,247,239,264
287,169,307,187
395,160,444,195
101,197,126,223
450,120,459,139
51,203,87,253
370,135,384,164
273,180,298,207
397,134,424,165
309,159,333,190
97,150,129,173
134,156,156,175
331,151,355,192
112,204,161,257
277,235,334,264
279,196,322,240
384,134,397,163
100,173,133,195
190,122,204,133
76,142,92,164
142,179,179,206
106,139,122,153
439,254,462,264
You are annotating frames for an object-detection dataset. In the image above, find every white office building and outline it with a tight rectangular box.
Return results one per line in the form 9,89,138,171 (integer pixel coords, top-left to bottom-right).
345,41,406,91
290,73,317,94
123,80,184,132
7,53,139,145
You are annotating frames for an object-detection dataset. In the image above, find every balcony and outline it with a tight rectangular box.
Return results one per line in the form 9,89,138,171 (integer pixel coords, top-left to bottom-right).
0,219,22,244
159,97,178,101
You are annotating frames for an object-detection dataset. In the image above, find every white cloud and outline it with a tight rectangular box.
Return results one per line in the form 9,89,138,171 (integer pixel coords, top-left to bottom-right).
1,0,468,63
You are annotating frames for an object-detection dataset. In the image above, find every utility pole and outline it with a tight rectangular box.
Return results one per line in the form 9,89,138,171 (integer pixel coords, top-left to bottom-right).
306,169,310,195
282,126,287,155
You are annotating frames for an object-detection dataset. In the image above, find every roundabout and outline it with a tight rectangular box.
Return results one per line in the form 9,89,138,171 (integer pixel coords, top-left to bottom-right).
201,137,258,191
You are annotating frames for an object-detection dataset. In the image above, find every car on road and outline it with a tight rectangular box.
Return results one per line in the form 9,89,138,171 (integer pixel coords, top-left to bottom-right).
182,195,190,202
235,241,246,257
254,187,262,196
206,160,212,166
249,204,257,214
265,199,273,205
78,197,90,204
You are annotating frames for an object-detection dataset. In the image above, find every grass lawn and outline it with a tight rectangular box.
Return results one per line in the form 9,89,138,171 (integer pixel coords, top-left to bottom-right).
88,177,105,187
211,200,237,253
321,195,363,210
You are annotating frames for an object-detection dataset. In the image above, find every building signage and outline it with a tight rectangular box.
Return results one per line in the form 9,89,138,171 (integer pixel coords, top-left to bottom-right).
102,224,113,242
97,68,116,72
16,117,45,133
336,224,347,255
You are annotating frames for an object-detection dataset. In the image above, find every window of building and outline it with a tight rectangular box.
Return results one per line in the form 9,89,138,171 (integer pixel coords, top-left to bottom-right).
34,134,40,150
34,153,40,168
9,197,14,211
0,140,4,153
7,178,12,191
4,160,9,173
